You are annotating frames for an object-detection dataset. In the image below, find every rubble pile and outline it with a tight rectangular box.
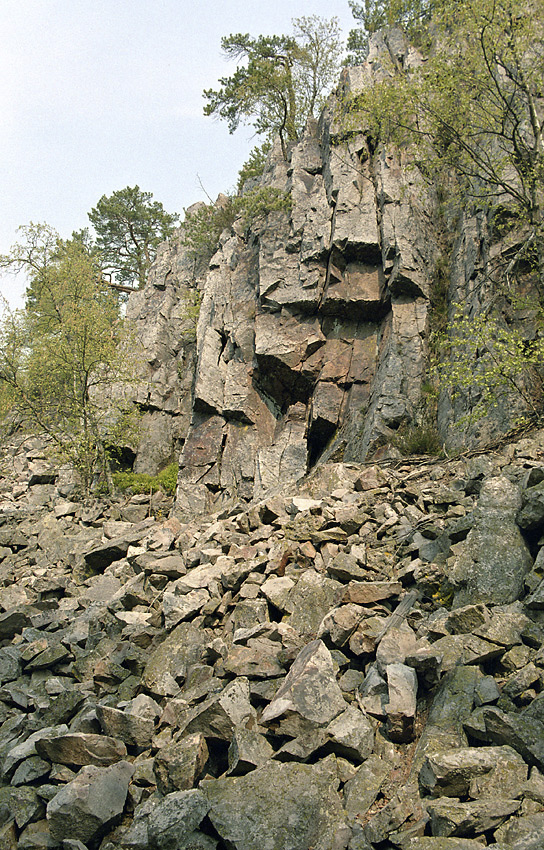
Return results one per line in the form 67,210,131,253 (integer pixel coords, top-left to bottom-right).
0,432,543,849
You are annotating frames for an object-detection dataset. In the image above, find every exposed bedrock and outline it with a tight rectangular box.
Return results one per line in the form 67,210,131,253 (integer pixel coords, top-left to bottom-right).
124,34,435,516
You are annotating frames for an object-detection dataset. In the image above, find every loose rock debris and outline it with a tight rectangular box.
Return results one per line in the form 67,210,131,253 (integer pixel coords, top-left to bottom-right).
0,432,544,848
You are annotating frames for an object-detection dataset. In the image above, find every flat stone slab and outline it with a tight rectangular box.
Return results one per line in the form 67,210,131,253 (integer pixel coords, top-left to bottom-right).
35,732,127,767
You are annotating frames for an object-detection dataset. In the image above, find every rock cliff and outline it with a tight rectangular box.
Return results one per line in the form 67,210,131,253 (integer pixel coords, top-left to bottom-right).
2,27,542,850
126,30,540,518
127,31,442,516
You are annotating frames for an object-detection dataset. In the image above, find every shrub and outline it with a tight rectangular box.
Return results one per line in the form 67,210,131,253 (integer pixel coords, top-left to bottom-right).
394,423,443,456
113,461,178,496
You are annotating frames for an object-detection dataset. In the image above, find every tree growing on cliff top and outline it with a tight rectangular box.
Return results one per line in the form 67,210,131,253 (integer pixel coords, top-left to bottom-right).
0,225,138,491
88,186,179,290
346,0,432,60
203,16,343,157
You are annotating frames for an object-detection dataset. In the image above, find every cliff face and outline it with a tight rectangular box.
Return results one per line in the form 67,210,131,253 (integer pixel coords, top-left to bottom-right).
126,29,537,516
123,236,199,476
126,32,437,516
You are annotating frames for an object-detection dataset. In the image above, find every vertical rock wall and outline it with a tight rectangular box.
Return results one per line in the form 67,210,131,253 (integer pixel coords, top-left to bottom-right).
124,237,200,475
129,28,538,515
167,35,438,517
123,31,438,515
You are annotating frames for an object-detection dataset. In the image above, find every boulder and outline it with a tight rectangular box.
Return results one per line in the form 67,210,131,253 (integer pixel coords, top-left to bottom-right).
47,760,133,845
450,476,532,606
202,756,350,850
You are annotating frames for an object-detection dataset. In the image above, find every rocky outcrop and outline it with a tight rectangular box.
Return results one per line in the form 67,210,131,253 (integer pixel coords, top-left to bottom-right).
0,423,544,848
124,232,200,476
123,31,438,515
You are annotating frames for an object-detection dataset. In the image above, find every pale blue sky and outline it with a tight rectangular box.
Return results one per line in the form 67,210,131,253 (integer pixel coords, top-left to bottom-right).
1,0,356,308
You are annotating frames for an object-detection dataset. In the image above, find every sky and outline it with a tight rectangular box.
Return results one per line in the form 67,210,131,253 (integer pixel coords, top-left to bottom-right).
1,0,356,309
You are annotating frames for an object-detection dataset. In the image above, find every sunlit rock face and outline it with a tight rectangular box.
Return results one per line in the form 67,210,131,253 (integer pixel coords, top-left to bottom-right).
122,32,433,516
124,27,540,516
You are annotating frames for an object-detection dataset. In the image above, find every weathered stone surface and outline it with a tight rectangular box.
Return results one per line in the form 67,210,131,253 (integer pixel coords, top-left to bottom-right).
517,480,544,531
344,753,390,821
342,581,403,606
385,662,418,742
35,732,127,767
142,622,209,696
450,476,532,606
181,678,255,741
420,745,527,797
96,704,155,749
153,732,209,794
0,785,45,831
261,639,346,727
482,707,544,770
223,639,285,679
325,705,374,762
411,667,480,777
286,571,343,635
426,797,520,838
227,726,274,775
47,760,133,844
494,812,544,849
146,788,211,850
202,757,349,850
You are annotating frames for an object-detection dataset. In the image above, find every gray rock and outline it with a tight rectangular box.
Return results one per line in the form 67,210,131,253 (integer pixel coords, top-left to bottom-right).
450,476,532,606
419,745,527,797
344,753,390,821
385,662,418,743
0,785,45,830
153,732,209,794
142,622,209,696
47,760,133,845
494,812,544,849
227,726,274,775
181,678,255,741
146,789,210,850
35,732,127,767
202,756,349,850
411,666,480,778
517,480,544,531
325,705,374,762
482,706,544,770
286,570,343,636
426,796,520,838
96,705,155,749
261,639,346,727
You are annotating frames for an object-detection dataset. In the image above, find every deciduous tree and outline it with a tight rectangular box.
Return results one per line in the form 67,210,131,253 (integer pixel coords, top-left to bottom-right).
349,0,544,289
0,225,138,491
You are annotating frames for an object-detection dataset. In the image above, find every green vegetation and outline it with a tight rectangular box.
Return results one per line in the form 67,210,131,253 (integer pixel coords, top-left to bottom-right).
183,187,291,264
0,224,139,491
345,0,544,426
113,462,178,496
204,16,342,157
435,309,544,425
394,423,443,456
237,143,272,191
347,0,432,61
182,200,237,265
88,185,178,289
348,0,544,274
